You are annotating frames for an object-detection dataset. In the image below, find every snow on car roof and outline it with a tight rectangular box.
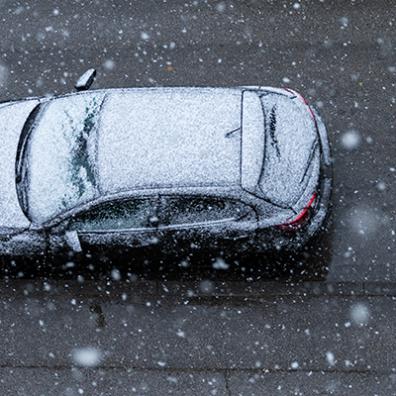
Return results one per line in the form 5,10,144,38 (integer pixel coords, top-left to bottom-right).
97,88,242,193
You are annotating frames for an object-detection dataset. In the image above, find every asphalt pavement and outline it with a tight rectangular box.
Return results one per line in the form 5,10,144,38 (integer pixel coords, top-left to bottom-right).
0,0,395,395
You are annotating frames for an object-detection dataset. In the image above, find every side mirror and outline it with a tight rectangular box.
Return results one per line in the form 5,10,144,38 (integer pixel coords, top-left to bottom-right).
64,230,82,253
75,68,96,91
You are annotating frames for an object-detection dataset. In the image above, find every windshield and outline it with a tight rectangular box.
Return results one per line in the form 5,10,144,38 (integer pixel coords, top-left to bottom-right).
17,93,106,224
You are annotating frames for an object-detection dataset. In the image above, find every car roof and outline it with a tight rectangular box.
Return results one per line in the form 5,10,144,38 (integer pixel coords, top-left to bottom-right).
97,88,243,192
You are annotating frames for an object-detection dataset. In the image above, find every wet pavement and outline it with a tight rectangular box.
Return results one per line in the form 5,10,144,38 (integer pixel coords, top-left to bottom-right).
2,279,396,395
0,0,395,394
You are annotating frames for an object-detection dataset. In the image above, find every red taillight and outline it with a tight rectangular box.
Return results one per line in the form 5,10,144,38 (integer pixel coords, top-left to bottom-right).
279,192,317,230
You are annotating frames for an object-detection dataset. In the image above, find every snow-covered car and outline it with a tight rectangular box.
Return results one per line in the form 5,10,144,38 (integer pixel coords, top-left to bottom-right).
0,85,331,260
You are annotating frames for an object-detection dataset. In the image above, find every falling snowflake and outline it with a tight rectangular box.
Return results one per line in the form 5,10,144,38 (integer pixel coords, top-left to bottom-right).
141,31,150,40
216,2,226,12
350,303,370,326
111,268,121,281
199,280,215,294
72,347,103,367
103,59,116,71
326,351,335,366
0,63,9,86
291,361,299,369
212,258,229,270
341,129,361,150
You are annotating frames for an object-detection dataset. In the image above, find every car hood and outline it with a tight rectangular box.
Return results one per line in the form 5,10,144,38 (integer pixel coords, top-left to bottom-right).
0,99,39,229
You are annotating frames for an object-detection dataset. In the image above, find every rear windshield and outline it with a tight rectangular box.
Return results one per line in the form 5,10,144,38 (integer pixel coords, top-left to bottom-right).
258,94,318,206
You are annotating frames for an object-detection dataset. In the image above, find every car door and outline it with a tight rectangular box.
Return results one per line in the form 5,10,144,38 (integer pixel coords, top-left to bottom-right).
157,195,258,257
50,196,160,260
0,229,47,259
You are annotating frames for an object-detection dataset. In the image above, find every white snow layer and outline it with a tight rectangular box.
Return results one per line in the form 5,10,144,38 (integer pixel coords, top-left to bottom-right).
0,100,39,228
259,94,319,206
27,92,105,223
97,88,241,193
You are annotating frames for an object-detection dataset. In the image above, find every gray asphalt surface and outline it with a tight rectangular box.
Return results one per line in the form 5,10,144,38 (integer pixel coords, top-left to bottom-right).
0,0,395,395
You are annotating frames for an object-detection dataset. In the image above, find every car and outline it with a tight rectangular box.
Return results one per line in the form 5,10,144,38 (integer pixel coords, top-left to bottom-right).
0,75,332,263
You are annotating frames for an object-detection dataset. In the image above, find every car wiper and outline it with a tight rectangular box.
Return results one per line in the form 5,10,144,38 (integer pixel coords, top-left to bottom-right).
15,103,43,219
299,139,319,184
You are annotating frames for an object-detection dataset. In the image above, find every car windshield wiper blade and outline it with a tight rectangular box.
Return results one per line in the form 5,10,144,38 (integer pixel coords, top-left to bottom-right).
15,102,43,219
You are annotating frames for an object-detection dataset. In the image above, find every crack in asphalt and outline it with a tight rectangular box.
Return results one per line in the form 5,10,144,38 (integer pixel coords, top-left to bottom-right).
0,366,392,375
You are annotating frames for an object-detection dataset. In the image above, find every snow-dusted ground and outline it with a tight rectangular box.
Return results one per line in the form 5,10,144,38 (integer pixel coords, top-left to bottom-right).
0,0,395,394
0,279,395,395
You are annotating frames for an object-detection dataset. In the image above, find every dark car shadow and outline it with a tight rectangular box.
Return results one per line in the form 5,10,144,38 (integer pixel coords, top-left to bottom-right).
0,220,334,284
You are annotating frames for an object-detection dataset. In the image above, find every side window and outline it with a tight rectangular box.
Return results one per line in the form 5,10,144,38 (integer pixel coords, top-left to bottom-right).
159,196,251,226
68,198,156,231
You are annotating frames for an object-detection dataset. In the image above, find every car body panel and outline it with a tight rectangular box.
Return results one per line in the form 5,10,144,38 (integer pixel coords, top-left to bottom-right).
0,229,46,257
97,89,242,193
0,86,332,257
258,92,319,208
156,194,259,254
69,195,160,256
20,87,269,224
